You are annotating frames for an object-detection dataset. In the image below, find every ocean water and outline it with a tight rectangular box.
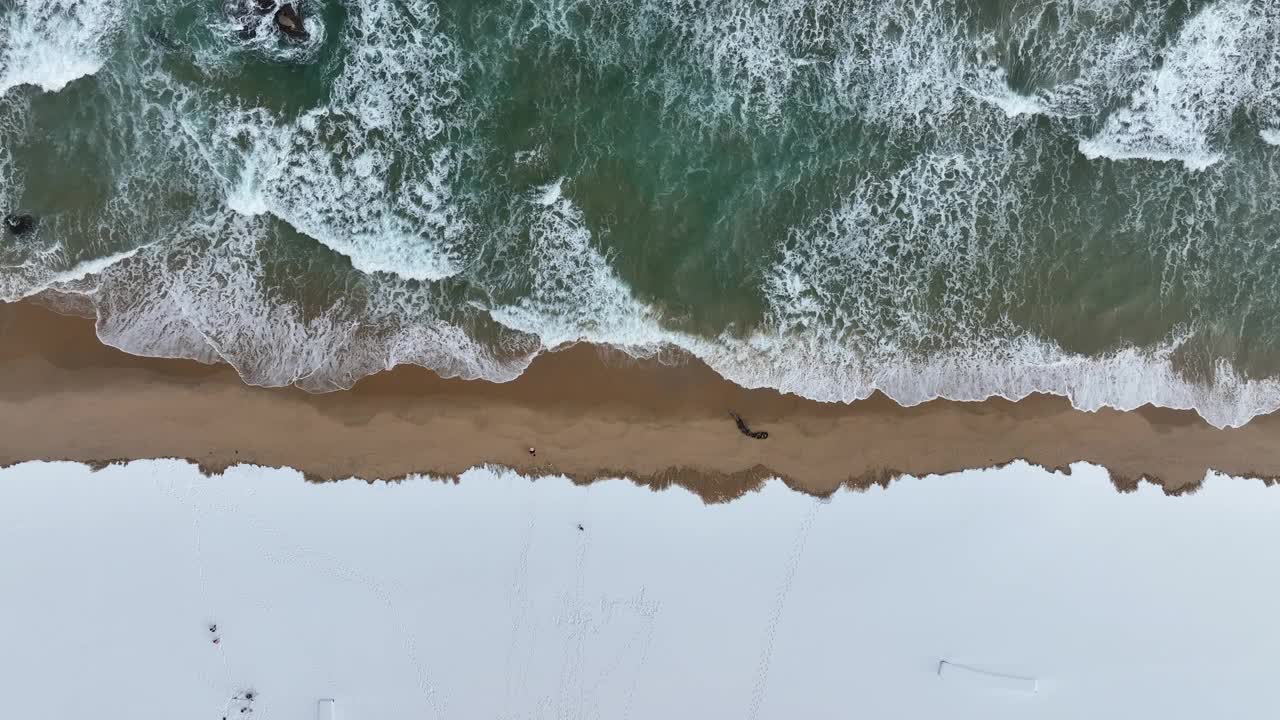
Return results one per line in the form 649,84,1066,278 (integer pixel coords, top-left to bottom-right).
2,0,1280,425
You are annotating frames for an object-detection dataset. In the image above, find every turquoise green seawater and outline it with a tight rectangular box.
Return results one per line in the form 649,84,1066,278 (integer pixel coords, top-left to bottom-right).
2,0,1279,426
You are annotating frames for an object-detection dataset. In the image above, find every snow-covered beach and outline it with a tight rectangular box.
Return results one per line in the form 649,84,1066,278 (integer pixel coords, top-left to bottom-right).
2,459,1275,719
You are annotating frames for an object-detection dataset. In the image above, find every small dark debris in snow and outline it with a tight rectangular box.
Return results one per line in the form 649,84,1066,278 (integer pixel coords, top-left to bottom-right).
577,524,584,531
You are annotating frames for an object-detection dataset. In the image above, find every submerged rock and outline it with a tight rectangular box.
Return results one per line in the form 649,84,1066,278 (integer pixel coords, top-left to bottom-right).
145,26,180,52
231,0,310,42
4,213,35,236
273,4,307,40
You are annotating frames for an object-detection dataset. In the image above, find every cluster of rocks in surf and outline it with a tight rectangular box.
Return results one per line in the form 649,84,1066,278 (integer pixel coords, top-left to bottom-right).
4,213,35,236
233,0,310,41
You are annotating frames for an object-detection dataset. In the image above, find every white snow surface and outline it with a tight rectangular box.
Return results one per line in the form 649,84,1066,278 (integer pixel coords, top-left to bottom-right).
1,459,1278,719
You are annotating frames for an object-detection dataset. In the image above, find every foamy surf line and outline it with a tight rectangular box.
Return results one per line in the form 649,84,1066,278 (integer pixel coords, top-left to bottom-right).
27,277,1280,431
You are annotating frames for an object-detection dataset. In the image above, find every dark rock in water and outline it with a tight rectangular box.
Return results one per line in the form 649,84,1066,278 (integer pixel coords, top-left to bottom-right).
4,213,35,236
229,0,275,39
273,4,307,40
145,26,180,52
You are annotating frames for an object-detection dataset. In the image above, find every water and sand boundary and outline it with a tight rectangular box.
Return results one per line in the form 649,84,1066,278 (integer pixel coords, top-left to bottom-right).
3,301,1279,499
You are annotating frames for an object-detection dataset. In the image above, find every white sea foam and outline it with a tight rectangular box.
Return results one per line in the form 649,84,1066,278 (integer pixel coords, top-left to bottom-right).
45,208,528,390
691,1,802,120
962,32,1153,122
0,230,147,302
473,135,1280,430
1079,0,1267,170
521,0,960,128
965,0,1161,121
532,0,814,123
1263,128,1280,146
10,247,140,294
215,0,467,282
964,72,1051,119
693,331,1280,430
477,162,1279,429
822,0,967,129
489,182,668,351
510,0,1131,134
0,0,124,96
763,129,1031,347
510,0,1171,138
533,177,565,207
0,93,26,213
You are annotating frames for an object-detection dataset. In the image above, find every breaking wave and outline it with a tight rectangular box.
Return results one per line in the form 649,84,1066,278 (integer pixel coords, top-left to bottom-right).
0,0,124,95
1078,0,1272,170
210,0,468,281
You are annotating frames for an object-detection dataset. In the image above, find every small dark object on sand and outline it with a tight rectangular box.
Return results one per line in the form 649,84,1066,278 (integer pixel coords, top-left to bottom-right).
528,447,536,457
273,3,307,39
4,213,35,236
728,410,769,440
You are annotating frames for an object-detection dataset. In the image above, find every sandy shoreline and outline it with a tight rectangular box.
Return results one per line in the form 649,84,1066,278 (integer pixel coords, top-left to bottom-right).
1,301,1279,500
